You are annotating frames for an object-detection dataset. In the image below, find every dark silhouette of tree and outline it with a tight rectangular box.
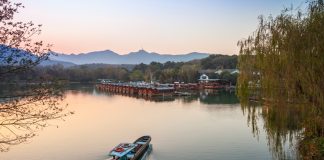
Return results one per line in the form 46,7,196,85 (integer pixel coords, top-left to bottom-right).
0,0,51,78
0,0,71,152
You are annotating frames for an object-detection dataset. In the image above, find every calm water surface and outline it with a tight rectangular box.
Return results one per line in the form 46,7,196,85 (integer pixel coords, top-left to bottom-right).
0,85,274,160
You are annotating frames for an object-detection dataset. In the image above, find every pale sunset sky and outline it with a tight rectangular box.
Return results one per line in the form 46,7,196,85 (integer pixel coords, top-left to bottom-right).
15,0,304,55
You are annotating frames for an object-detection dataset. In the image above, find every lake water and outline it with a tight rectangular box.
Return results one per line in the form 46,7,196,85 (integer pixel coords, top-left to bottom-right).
0,85,276,160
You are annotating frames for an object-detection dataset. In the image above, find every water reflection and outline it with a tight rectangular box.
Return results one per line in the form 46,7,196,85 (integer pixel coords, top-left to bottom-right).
240,101,301,160
199,89,239,104
0,83,71,152
44,84,301,159
237,79,322,159
93,85,239,105
0,84,281,160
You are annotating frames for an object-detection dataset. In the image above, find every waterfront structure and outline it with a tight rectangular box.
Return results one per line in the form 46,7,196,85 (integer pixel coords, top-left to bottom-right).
96,82,174,97
198,74,230,89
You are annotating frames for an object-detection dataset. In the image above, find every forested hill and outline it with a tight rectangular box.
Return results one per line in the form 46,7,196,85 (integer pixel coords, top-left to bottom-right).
200,54,237,69
3,54,238,84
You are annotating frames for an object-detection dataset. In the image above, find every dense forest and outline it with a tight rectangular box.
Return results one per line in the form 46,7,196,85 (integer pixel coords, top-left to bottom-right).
3,54,238,84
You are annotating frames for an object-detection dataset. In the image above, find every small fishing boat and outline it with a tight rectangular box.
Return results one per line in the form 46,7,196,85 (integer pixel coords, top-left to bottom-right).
108,136,152,160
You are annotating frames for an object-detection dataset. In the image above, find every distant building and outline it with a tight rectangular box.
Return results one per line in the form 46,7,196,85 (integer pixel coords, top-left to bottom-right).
198,74,221,83
199,69,239,75
198,74,230,89
98,79,113,84
199,74,209,80
215,69,239,75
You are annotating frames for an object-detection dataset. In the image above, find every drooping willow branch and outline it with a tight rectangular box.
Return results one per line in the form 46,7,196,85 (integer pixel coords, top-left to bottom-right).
237,0,324,159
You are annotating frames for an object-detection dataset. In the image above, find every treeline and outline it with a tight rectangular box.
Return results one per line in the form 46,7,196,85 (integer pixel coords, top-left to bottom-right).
3,65,129,83
4,54,238,83
201,54,237,69
130,54,238,84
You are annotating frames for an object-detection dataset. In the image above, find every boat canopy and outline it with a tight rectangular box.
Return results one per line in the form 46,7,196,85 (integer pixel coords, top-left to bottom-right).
109,143,136,157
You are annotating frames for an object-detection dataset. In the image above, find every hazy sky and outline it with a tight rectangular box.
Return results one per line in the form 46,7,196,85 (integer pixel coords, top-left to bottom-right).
15,0,305,55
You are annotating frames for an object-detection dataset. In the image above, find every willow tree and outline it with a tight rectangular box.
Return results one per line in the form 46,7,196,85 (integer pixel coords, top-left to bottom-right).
0,0,70,151
237,0,324,159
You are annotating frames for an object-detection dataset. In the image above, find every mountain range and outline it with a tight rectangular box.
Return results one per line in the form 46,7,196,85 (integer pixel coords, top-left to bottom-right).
49,49,210,65
1,45,211,67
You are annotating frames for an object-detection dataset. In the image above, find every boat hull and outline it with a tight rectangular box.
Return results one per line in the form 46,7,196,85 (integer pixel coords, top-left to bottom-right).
131,136,151,160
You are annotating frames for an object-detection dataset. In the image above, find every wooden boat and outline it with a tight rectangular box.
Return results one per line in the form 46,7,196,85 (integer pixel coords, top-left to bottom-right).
108,136,151,160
